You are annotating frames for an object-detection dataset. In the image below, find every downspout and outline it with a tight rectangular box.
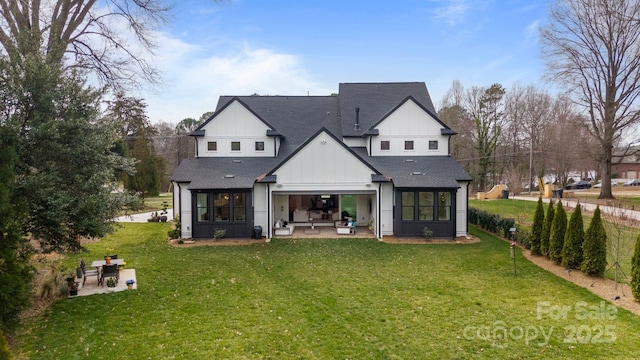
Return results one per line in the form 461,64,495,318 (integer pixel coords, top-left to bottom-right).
466,182,470,235
377,182,381,239
274,138,277,157
267,183,271,238
195,137,199,158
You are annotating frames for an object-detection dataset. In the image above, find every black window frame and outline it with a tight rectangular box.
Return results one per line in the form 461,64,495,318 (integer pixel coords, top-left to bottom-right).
231,141,241,151
404,140,414,150
428,140,438,150
380,140,390,151
255,141,265,151
208,141,217,151
195,191,248,223
401,190,451,222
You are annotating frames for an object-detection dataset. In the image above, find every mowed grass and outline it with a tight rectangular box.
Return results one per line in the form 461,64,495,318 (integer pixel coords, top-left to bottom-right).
470,199,639,281
14,223,640,359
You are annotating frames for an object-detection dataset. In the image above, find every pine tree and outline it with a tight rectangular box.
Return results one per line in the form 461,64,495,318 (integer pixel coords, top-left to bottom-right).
549,200,567,265
540,199,554,257
581,206,607,276
631,234,640,302
562,203,584,269
530,197,545,255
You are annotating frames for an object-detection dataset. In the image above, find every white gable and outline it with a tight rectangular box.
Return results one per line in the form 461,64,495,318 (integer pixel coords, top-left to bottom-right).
197,100,273,157
370,99,449,156
274,131,374,191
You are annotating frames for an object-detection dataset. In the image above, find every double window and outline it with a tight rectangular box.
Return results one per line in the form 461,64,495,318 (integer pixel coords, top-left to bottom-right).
196,191,247,222
401,191,451,221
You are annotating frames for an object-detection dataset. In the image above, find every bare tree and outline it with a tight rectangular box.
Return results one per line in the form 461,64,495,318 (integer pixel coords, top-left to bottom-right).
0,0,172,89
541,0,640,199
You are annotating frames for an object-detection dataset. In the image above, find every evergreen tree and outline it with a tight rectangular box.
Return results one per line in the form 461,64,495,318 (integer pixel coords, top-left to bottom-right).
530,197,545,255
549,200,567,265
581,206,608,276
0,128,33,331
631,234,640,302
562,203,584,269
540,199,554,257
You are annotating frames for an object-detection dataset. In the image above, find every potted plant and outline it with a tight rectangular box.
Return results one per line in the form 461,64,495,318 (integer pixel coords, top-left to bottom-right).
66,274,79,296
106,278,117,288
104,255,111,264
368,218,374,231
126,279,135,290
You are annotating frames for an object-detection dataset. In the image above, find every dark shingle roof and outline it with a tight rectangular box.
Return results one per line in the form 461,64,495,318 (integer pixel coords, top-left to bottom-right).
352,148,472,188
172,82,471,189
171,157,280,189
215,96,341,148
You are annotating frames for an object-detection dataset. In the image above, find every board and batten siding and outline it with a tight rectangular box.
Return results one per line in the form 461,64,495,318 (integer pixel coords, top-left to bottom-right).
273,132,374,191
197,101,273,157
370,100,449,157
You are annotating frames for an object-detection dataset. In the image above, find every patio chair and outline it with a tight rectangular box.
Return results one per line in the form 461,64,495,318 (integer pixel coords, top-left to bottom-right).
101,264,119,287
79,259,99,287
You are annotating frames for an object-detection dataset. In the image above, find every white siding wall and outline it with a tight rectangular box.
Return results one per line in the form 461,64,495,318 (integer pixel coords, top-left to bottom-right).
371,100,449,157
274,132,374,191
343,137,367,148
456,182,469,237
253,183,268,236
379,182,394,236
178,183,193,239
197,101,273,157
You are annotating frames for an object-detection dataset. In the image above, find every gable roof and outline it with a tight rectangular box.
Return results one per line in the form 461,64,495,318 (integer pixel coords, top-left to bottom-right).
367,95,452,133
338,82,438,137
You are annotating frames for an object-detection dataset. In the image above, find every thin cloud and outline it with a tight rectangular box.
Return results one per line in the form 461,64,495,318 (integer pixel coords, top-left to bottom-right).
431,0,472,26
142,37,331,122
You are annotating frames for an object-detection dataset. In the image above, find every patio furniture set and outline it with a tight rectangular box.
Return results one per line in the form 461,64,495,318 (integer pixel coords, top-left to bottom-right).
79,256,124,287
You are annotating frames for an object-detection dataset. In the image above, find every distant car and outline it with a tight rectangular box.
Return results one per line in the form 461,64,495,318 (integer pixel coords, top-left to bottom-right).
594,180,618,188
623,179,640,186
565,180,592,190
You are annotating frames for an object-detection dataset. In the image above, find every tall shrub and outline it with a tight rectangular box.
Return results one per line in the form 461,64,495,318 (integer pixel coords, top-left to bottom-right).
530,197,545,255
632,234,640,302
581,206,607,276
540,199,554,257
562,203,584,269
549,200,567,265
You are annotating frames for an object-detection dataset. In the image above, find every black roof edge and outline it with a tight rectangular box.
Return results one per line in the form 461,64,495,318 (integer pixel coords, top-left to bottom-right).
364,128,379,136
190,129,205,137
267,127,383,176
371,174,391,182
441,128,457,136
266,129,284,137
257,174,277,183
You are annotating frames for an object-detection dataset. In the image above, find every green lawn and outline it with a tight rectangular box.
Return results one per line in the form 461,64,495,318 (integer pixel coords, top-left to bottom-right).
470,199,639,282
13,223,640,359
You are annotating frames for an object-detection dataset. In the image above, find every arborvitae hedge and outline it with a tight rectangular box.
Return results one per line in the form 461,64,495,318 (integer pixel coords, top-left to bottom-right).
630,234,640,301
540,199,554,257
562,203,584,269
530,197,544,255
581,206,607,276
549,200,567,265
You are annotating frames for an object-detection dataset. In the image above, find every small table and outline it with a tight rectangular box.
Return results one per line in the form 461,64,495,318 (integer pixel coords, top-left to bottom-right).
91,259,125,269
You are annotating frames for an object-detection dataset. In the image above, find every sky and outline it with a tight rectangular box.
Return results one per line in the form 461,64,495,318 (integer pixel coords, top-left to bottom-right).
136,0,550,124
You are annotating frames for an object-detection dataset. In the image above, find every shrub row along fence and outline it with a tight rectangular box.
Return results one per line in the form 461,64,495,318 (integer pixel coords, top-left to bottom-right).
468,207,531,248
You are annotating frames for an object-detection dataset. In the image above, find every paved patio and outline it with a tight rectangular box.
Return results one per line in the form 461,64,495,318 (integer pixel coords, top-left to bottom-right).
72,268,138,297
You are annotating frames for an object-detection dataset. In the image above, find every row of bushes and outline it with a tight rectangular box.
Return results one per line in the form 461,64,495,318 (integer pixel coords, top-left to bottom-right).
468,207,531,247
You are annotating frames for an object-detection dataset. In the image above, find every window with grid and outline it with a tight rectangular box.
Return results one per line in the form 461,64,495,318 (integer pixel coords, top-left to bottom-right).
401,192,415,221
429,140,438,150
196,193,209,222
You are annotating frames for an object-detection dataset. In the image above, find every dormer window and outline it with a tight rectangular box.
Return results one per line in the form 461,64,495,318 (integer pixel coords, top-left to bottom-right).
404,140,414,151
208,141,217,151
429,140,438,150
231,141,241,151
380,140,390,151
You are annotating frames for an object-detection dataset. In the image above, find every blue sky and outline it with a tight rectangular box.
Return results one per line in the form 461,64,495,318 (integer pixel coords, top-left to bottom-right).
138,0,549,123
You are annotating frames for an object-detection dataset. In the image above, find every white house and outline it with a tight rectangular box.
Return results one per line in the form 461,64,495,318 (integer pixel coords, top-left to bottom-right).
171,82,472,240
